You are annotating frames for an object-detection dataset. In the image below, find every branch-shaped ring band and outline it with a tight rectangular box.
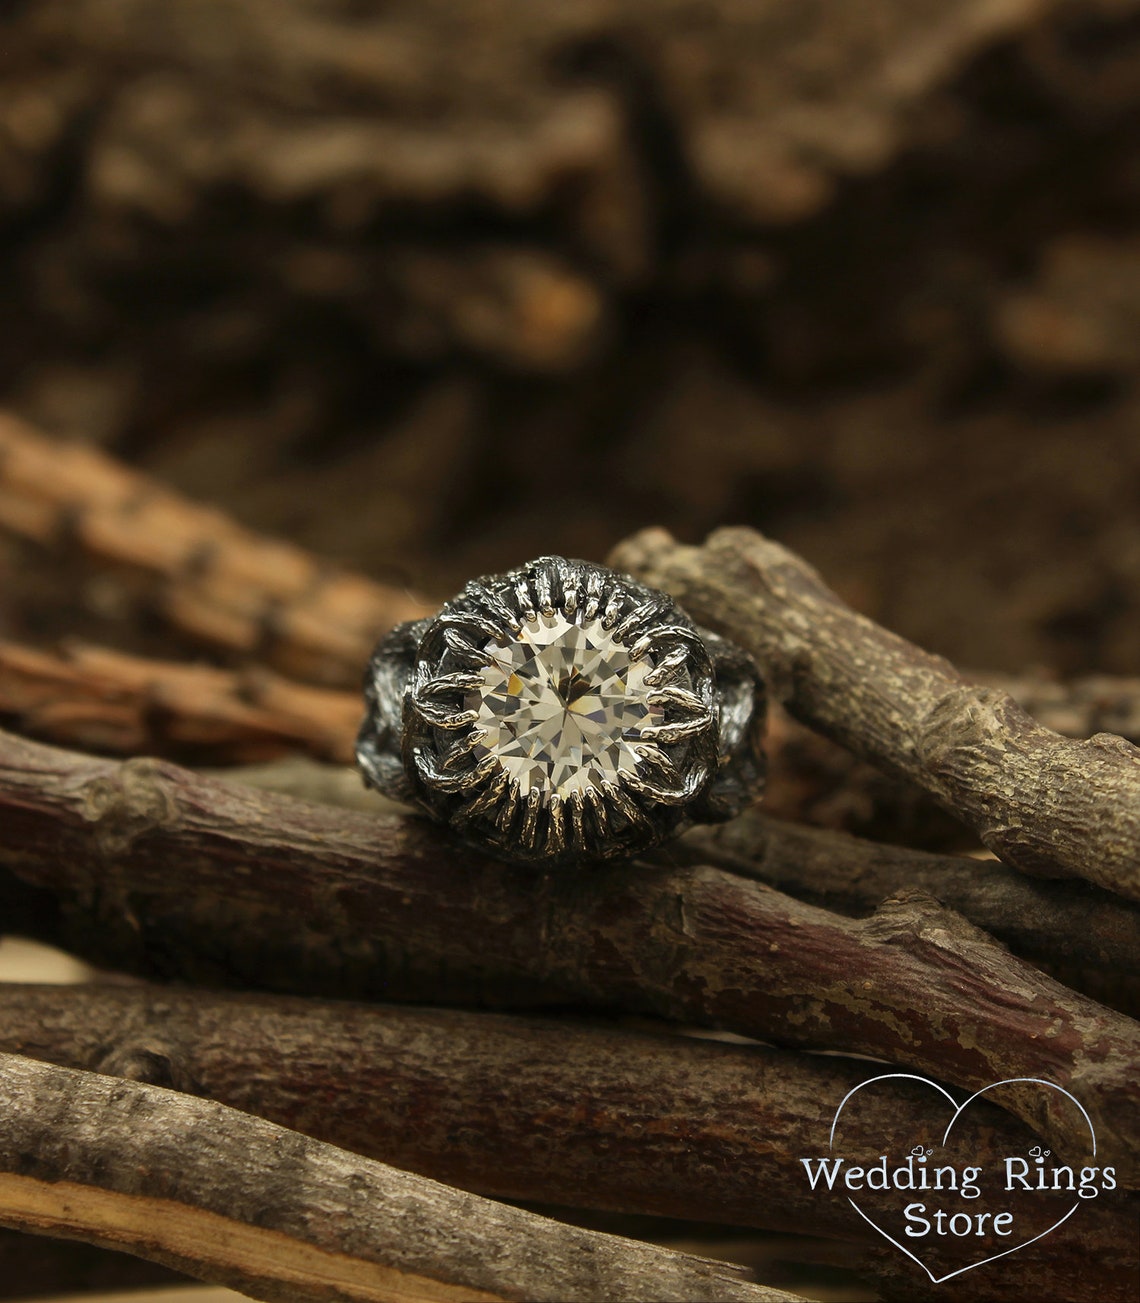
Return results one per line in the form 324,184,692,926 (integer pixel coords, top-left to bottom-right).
357,556,766,865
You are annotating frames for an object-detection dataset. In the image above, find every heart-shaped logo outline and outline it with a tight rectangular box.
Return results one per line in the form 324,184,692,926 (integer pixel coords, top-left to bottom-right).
829,1073,1097,1284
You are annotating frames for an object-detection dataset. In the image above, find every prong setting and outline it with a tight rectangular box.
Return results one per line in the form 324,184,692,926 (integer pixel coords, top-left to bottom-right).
356,555,764,865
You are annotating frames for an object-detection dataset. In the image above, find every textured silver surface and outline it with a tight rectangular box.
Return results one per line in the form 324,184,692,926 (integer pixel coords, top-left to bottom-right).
357,555,765,865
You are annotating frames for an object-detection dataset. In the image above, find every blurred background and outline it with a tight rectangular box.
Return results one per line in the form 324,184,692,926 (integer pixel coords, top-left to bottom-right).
2,0,1139,672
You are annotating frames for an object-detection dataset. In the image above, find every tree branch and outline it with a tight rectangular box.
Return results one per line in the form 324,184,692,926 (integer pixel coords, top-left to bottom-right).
1,728,1137,1183
0,981,1135,1303
609,527,1140,900
677,813,1140,977
0,414,430,686
0,638,360,763
0,1050,793,1303
207,747,1140,992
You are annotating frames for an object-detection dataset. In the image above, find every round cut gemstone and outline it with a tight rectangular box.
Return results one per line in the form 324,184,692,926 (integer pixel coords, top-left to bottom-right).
465,610,662,798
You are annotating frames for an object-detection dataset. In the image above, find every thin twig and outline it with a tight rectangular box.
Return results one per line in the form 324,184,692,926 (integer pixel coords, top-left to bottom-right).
0,414,431,685
0,639,360,762
1,728,1137,1182
0,981,1135,1303
677,813,1140,976
609,527,1140,900
0,1050,793,1303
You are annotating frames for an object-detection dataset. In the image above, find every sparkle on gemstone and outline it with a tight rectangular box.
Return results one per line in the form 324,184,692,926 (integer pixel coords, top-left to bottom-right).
464,610,664,799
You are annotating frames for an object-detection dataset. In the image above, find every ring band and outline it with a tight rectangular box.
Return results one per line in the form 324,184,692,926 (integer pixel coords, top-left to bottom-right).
356,555,766,865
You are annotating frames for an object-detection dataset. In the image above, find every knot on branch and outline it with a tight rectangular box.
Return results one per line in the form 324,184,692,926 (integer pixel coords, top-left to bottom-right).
706,525,828,598
1089,730,1140,764
916,683,1039,770
97,1042,198,1095
81,757,181,856
915,685,1074,874
862,887,1001,953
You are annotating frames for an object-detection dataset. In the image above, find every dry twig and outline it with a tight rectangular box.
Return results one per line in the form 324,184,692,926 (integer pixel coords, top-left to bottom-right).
0,414,430,685
0,639,360,763
0,981,1135,1303
1,728,1137,1183
610,527,1140,900
216,747,1140,986
678,814,1140,978
0,1050,791,1303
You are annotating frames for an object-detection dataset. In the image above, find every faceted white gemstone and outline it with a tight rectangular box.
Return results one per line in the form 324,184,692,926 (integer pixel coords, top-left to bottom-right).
465,610,662,798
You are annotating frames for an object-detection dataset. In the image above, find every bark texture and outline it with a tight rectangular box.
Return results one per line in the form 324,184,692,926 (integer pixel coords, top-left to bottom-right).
0,638,362,763
0,1051,791,1303
610,527,1140,899
679,813,1140,978
1,727,1137,1185
0,982,1135,1303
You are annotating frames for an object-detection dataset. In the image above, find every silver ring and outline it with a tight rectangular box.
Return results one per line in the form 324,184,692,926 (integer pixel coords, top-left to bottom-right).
356,555,765,865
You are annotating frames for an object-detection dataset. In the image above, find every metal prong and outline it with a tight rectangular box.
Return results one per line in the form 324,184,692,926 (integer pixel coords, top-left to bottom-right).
520,787,543,846
440,728,487,769
534,567,555,618
612,596,668,645
646,685,708,715
633,744,683,788
459,768,509,820
567,788,587,843
547,792,565,851
514,577,538,623
638,717,711,744
581,783,607,836
450,753,499,790
496,780,521,831
643,645,688,684
628,632,654,661
441,623,496,660
410,697,479,729
583,570,605,621
472,587,522,634
419,671,485,696
607,782,648,829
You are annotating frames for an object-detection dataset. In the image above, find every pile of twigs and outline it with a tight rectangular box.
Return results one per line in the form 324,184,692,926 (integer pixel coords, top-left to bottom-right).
0,413,1137,1302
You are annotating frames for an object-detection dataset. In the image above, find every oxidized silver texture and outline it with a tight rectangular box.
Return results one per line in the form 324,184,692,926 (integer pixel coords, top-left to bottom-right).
356,555,765,865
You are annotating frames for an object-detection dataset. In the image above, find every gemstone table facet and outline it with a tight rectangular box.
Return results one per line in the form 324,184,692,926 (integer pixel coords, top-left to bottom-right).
465,611,662,799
